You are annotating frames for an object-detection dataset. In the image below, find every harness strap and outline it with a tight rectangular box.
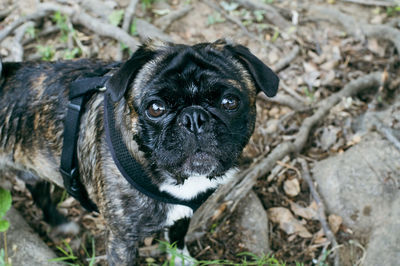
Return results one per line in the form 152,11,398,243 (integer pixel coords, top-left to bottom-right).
60,76,109,212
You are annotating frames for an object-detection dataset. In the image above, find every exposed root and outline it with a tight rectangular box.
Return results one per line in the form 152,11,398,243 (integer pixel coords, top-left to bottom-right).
310,7,400,54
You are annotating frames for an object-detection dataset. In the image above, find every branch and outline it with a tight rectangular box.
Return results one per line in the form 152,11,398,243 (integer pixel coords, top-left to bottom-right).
154,5,193,31
273,45,300,73
0,8,48,43
0,3,141,51
298,158,339,266
187,72,384,245
12,22,35,61
258,92,307,111
310,7,400,53
39,3,140,51
122,0,139,33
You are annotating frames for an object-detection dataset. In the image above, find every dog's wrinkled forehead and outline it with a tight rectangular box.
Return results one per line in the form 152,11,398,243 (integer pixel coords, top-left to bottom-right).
106,39,279,103
131,43,254,105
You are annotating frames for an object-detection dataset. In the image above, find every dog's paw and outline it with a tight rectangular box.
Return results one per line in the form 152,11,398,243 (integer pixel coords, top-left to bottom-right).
53,221,80,235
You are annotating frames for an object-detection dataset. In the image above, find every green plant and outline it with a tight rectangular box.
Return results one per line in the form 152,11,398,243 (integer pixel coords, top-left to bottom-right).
49,240,79,265
25,25,36,39
36,45,55,61
81,237,96,266
303,86,315,102
207,13,226,26
52,11,72,42
386,5,400,16
156,240,295,266
0,188,12,266
158,240,197,266
63,48,81,60
142,0,157,10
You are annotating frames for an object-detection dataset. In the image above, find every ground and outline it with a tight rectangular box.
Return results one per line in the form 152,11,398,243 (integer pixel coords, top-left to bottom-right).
0,0,399,265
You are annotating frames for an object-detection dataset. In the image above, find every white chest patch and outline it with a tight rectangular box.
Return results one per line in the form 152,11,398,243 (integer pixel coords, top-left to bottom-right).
161,168,237,226
159,168,237,200
165,205,193,226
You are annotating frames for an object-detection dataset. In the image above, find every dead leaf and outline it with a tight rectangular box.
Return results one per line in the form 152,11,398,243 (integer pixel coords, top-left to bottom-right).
268,207,313,238
328,214,343,234
283,178,301,197
290,201,318,220
320,125,341,151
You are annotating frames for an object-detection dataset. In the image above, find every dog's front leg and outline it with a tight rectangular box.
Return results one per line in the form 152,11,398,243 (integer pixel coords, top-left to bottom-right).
106,229,139,266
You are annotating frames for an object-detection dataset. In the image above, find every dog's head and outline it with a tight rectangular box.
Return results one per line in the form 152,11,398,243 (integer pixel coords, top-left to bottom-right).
106,40,278,183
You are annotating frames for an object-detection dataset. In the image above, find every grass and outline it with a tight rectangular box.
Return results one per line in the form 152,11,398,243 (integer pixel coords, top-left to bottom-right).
49,237,96,266
151,241,300,266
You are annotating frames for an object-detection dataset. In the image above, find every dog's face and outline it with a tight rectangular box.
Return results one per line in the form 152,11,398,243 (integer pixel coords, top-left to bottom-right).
106,40,279,183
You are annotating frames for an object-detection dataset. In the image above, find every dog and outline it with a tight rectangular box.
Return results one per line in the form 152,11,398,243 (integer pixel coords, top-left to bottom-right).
0,39,278,265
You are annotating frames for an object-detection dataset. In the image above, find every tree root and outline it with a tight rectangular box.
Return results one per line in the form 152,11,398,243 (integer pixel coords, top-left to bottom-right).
298,158,340,266
310,7,400,54
0,3,140,52
154,5,193,32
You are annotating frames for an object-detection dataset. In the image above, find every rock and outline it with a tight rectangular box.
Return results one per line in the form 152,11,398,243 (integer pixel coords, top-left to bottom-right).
363,197,400,266
231,191,270,256
283,178,300,197
312,132,400,234
312,105,400,266
0,207,61,266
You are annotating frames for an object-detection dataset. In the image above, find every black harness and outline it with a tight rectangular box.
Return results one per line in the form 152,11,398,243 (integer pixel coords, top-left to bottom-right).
60,76,214,213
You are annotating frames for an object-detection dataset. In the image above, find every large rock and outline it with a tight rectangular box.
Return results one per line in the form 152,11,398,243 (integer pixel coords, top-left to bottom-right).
312,132,400,234
312,100,400,266
0,207,61,266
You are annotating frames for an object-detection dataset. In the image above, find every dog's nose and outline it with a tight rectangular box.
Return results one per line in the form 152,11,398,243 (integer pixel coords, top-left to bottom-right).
179,106,209,134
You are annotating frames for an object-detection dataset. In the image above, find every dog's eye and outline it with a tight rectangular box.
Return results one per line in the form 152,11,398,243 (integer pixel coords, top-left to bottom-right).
221,95,240,111
147,101,166,118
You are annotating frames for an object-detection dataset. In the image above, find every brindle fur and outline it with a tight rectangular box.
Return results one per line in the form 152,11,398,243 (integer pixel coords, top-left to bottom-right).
0,40,278,265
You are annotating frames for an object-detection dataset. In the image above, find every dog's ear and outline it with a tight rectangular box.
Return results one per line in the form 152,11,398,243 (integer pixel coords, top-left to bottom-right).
225,44,279,97
106,45,158,102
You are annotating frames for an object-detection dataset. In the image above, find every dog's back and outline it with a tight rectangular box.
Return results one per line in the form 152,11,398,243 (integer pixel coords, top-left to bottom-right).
0,60,115,184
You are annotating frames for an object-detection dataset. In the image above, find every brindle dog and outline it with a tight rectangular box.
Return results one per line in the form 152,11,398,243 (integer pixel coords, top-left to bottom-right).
0,40,278,265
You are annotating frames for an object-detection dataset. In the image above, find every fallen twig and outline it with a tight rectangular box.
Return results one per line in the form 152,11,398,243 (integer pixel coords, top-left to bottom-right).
0,5,15,21
122,0,139,33
187,72,384,247
373,117,400,152
154,5,193,31
0,9,48,43
310,7,400,53
273,45,300,73
12,22,35,61
258,92,306,111
298,158,340,266
280,80,309,104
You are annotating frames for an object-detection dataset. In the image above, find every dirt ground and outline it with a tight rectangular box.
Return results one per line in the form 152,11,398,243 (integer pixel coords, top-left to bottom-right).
0,0,399,265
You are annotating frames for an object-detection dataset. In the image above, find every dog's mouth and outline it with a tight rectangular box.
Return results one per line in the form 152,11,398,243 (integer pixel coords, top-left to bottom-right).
181,151,218,177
